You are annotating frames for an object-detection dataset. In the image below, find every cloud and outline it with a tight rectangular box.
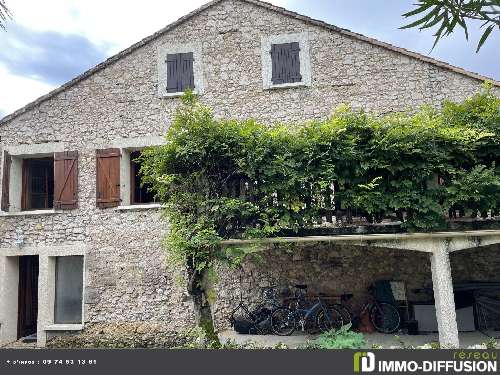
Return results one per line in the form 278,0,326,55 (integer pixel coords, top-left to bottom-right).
0,0,496,118
0,24,109,85
0,64,55,115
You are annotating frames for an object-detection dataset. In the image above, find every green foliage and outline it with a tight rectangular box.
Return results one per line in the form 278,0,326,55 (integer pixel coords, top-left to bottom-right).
401,0,500,51
484,337,498,349
304,324,365,349
175,327,289,349
429,341,441,349
140,86,500,275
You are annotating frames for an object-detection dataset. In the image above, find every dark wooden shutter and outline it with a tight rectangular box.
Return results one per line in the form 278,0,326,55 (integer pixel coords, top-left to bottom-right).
271,42,302,84
54,151,78,210
96,148,121,208
1,151,11,211
166,54,179,93
179,52,194,91
166,53,194,93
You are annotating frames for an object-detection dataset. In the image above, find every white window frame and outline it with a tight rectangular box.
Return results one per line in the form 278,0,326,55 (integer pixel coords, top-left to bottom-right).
261,32,312,90
157,42,204,98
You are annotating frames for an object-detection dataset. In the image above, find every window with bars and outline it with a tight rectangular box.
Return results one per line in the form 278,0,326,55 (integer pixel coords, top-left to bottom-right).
166,52,195,93
22,158,54,211
270,42,302,85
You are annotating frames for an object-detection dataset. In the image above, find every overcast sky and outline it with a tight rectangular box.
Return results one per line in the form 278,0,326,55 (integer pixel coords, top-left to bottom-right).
0,0,498,118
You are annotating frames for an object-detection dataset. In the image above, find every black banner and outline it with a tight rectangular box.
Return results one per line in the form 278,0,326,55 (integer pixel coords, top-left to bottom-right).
0,349,498,375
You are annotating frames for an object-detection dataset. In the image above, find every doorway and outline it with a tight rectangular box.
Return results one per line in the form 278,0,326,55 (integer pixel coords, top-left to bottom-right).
17,255,39,339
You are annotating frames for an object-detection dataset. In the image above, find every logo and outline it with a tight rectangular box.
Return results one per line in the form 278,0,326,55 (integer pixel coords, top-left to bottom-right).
354,352,376,373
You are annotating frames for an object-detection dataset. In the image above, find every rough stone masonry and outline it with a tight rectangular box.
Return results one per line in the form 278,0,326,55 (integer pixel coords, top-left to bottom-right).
0,0,499,347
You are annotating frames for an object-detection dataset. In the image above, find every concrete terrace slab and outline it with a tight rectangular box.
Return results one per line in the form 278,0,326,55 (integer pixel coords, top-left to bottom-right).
218,330,500,349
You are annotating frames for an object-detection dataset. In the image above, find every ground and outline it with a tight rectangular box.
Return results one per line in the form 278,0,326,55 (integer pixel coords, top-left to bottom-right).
1,331,498,349
218,330,500,349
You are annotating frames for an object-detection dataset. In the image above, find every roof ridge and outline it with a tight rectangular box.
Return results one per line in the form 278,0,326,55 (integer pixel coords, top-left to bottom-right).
244,0,500,85
1,0,498,125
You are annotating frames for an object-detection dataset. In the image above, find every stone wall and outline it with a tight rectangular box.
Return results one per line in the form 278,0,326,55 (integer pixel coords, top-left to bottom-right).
451,245,500,282
0,0,498,341
46,322,190,349
212,243,500,332
211,243,434,331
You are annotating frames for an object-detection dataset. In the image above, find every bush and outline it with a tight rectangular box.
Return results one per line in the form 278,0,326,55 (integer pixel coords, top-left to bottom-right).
139,86,500,282
304,324,365,349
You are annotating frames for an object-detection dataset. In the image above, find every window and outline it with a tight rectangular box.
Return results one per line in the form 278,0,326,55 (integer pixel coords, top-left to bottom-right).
96,143,162,208
1,147,79,213
166,53,194,93
271,42,302,85
54,256,83,324
22,158,54,210
261,32,311,90
157,42,204,97
130,151,156,204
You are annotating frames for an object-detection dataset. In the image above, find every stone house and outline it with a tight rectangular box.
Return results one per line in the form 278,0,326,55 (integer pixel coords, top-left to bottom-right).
0,0,499,348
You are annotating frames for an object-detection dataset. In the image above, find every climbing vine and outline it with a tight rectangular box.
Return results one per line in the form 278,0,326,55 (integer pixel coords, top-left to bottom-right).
138,85,499,326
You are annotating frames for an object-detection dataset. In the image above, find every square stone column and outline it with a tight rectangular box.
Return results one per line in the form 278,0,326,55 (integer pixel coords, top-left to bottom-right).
430,242,459,348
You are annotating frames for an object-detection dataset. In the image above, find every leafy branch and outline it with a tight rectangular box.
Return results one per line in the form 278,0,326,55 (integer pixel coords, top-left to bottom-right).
0,0,12,30
401,0,500,51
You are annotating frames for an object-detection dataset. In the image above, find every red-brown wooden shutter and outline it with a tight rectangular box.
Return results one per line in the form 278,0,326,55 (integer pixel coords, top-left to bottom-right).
96,148,121,208
1,151,11,211
54,151,78,209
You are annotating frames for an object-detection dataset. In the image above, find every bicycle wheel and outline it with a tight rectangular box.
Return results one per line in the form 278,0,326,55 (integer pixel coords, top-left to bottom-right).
316,306,344,332
332,304,352,326
370,302,401,333
271,308,296,336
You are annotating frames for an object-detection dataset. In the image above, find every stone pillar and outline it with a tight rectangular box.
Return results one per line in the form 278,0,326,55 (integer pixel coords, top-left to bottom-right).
430,242,459,348
0,256,20,345
36,255,55,347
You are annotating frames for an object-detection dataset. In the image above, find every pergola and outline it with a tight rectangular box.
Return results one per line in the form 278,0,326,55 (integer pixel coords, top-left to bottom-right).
221,227,500,348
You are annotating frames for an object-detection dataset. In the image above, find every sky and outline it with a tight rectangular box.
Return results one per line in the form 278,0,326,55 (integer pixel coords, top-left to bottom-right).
0,0,499,119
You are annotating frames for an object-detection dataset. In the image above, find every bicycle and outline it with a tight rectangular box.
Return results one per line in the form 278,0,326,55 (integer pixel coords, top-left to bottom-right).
270,284,344,336
330,287,401,334
230,286,281,334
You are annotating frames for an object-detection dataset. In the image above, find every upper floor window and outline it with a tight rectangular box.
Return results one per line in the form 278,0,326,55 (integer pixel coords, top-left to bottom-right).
271,42,302,85
96,137,163,208
130,151,156,205
166,53,195,93
261,32,311,90
1,146,78,213
157,42,204,97
22,157,54,210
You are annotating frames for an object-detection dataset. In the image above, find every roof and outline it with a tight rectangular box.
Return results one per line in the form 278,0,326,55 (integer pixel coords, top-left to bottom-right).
1,0,499,125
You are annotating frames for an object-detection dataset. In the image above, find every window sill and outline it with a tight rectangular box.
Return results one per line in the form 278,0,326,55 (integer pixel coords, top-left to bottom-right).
161,89,202,98
264,82,309,90
0,209,62,217
45,323,83,331
115,203,163,212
